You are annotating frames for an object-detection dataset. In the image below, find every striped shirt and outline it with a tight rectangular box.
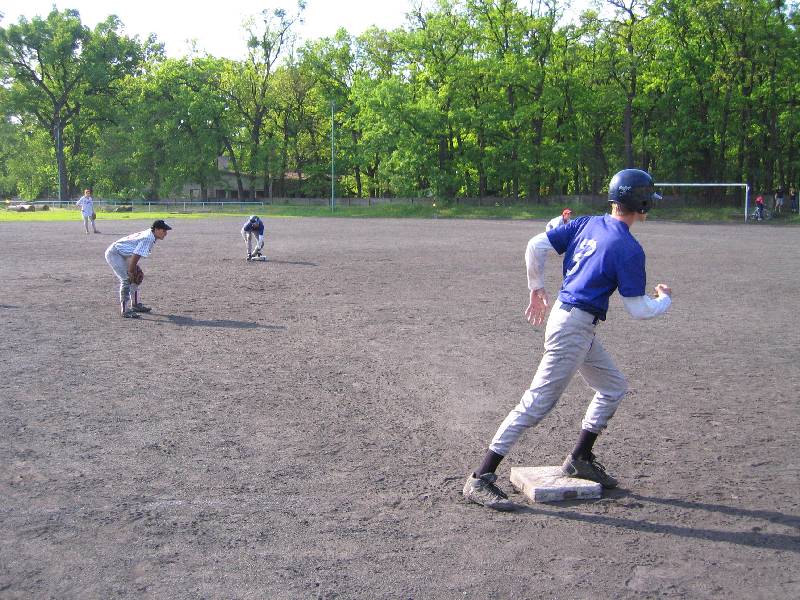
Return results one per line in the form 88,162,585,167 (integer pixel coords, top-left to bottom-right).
545,215,569,232
76,195,94,217
109,229,157,258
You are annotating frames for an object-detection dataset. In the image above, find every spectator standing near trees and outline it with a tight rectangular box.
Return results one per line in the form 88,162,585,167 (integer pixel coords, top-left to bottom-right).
755,195,766,221
789,187,798,213
773,189,785,215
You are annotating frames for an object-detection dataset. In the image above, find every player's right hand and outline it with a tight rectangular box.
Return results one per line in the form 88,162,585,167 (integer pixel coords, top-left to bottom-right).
525,288,549,326
654,284,672,298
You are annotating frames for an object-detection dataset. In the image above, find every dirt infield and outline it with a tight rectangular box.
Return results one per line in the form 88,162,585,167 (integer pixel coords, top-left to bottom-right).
1,216,798,599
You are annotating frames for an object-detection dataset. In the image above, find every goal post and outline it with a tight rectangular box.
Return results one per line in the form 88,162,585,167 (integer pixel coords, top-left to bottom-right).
655,182,751,222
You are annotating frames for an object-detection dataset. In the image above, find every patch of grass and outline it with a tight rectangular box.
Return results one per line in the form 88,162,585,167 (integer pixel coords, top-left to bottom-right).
0,208,217,223
2,203,797,224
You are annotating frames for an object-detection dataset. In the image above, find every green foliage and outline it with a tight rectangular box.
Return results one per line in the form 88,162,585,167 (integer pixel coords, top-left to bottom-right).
3,125,56,198
91,56,231,200
5,202,796,226
0,9,151,199
2,0,799,202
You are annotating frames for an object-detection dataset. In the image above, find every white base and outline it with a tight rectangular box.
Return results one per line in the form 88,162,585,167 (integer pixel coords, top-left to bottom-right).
510,466,602,503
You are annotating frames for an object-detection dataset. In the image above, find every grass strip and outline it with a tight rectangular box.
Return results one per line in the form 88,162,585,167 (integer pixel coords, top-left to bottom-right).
1,204,797,224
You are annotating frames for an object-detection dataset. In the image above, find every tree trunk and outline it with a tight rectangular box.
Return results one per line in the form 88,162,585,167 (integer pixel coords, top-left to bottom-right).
623,90,634,168
351,130,363,198
53,115,68,200
264,148,272,199
717,87,732,180
437,136,450,198
248,139,259,200
478,133,487,198
223,138,246,199
527,116,545,203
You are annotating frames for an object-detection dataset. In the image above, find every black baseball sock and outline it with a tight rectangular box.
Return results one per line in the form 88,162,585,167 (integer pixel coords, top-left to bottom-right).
475,449,505,477
571,430,598,460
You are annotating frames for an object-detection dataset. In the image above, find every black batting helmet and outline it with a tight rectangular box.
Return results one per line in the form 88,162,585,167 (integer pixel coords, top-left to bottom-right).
608,169,661,214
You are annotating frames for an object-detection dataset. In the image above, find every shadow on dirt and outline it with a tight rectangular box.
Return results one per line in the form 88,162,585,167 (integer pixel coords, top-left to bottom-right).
155,313,286,330
505,491,800,552
261,259,318,267
628,493,800,530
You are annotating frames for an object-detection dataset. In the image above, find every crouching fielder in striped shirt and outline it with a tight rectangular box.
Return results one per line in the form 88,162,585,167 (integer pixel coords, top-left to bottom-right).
104,220,172,319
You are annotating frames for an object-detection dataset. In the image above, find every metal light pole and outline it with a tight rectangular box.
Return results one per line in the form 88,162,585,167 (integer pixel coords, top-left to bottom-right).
330,101,335,211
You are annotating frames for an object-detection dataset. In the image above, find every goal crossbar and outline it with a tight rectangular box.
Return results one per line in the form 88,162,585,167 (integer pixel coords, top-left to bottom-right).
655,182,751,222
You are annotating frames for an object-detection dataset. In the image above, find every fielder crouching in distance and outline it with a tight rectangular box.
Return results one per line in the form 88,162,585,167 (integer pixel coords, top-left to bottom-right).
463,169,673,511
242,215,266,260
104,219,172,319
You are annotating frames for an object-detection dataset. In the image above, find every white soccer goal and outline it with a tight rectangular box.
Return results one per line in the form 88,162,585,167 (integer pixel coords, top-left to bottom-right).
655,182,751,222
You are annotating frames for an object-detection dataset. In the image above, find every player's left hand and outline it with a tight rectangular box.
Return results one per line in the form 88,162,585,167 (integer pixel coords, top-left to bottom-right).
128,266,144,285
525,288,548,326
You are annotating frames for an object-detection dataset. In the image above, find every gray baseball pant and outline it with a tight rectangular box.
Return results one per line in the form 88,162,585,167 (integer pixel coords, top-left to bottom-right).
105,248,138,305
489,300,628,456
242,231,264,255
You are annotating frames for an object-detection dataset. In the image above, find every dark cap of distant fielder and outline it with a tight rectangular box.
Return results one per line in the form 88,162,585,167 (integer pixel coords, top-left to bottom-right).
151,219,172,231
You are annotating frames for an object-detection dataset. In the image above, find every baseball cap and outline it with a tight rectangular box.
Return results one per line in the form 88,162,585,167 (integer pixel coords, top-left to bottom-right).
152,219,172,231
562,208,572,217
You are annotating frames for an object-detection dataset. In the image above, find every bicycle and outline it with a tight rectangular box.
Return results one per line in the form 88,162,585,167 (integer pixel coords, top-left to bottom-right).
749,207,772,222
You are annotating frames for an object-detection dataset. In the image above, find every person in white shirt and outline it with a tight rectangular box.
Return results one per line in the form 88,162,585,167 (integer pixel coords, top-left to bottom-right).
545,208,572,232
75,188,99,234
104,220,172,318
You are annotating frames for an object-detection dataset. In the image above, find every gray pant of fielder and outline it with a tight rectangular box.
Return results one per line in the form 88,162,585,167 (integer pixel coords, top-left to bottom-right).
105,248,138,306
242,231,264,256
489,300,628,456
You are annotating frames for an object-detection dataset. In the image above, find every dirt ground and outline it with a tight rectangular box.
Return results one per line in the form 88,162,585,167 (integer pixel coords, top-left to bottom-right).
1,215,798,599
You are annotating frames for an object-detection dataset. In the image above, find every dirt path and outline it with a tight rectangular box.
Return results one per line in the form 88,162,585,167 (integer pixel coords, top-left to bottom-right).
1,217,798,599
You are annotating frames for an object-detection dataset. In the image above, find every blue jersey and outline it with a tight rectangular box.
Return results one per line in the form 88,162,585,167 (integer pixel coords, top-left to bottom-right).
545,215,646,320
243,218,264,235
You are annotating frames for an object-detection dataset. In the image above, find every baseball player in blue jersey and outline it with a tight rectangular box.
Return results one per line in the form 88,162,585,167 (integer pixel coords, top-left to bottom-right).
104,220,172,319
242,215,265,261
463,169,673,510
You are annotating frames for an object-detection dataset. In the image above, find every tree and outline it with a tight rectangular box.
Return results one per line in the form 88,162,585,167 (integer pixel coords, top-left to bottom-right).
601,0,659,169
98,57,230,200
0,9,148,199
404,0,472,199
215,4,304,200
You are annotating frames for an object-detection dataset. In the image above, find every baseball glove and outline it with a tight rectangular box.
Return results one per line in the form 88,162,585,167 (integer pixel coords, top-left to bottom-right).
91,211,96,220
129,266,144,285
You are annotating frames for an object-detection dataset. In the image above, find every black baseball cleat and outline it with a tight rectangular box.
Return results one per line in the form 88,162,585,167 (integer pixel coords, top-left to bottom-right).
131,303,152,313
561,453,618,489
462,472,517,511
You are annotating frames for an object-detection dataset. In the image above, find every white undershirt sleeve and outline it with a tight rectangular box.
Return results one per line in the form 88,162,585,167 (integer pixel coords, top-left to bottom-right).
622,294,672,320
525,233,556,291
